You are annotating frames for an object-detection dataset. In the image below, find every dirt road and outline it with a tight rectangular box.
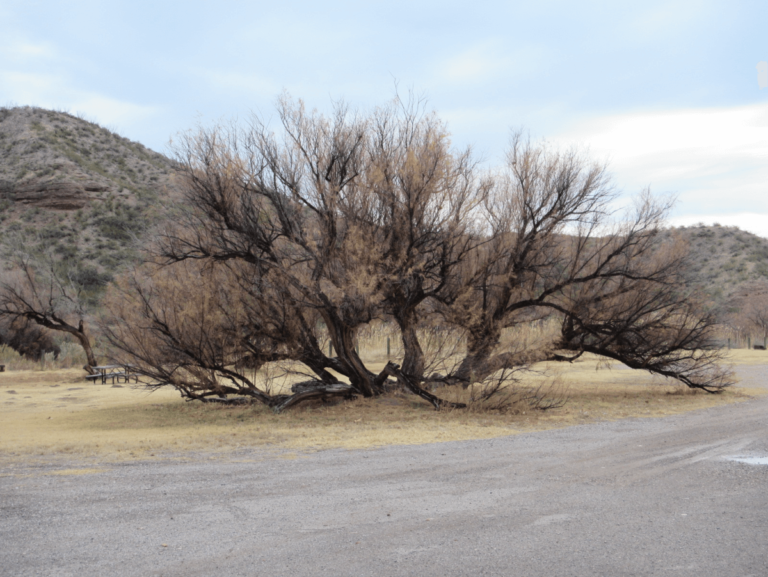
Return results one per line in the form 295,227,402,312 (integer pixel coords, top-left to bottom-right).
2,367,767,576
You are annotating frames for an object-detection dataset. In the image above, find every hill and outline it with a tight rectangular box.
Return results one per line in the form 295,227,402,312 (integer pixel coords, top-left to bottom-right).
664,224,768,306
0,105,179,286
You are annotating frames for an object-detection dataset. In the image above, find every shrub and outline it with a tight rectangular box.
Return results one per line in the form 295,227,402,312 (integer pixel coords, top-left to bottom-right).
70,265,112,290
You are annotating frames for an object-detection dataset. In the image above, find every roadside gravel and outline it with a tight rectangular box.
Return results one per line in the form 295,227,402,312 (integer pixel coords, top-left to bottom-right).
2,366,767,576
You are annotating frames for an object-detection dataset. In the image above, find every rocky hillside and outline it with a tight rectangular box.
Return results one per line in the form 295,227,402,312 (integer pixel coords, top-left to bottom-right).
0,106,179,289
663,224,768,307
0,106,176,207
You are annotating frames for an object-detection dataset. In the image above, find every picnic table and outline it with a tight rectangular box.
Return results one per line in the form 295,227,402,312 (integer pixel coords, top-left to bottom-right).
85,365,138,384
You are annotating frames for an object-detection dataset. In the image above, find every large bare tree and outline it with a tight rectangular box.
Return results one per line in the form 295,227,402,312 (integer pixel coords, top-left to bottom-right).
104,95,732,411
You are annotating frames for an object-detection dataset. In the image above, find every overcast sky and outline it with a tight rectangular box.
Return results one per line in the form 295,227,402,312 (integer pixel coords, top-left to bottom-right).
2,1,767,235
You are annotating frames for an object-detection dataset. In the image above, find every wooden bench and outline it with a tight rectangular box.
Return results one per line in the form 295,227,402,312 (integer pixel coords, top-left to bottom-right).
85,365,139,384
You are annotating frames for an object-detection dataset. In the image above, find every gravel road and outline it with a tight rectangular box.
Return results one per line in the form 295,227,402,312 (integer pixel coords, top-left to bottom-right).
2,367,767,577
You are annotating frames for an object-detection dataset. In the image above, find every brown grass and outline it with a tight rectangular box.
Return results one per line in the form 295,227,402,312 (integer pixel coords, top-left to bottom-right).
721,348,768,365
0,351,764,466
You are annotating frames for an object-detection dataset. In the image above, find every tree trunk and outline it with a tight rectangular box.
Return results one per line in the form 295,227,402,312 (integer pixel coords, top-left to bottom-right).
326,320,376,396
451,326,556,386
272,383,356,413
396,311,425,380
74,331,97,370
65,319,97,371
453,329,498,386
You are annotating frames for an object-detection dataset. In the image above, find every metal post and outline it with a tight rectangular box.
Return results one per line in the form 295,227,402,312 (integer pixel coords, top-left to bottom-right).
387,337,390,358
329,342,333,357
728,337,731,350
748,336,751,349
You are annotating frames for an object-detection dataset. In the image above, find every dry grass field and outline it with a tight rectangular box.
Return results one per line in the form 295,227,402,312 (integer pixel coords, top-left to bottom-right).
1,349,765,466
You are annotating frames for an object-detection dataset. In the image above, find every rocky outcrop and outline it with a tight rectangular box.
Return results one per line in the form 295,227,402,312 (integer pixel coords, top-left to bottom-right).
10,180,109,210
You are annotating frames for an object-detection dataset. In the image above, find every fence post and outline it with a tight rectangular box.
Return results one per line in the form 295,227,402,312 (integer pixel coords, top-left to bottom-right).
728,337,731,350
387,337,390,359
748,336,751,350
329,342,333,357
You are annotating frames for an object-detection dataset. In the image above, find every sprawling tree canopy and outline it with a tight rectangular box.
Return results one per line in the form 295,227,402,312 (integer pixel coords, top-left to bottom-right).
105,95,732,411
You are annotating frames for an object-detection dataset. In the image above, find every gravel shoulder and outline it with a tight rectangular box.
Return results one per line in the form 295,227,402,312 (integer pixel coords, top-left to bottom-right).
2,366,767,577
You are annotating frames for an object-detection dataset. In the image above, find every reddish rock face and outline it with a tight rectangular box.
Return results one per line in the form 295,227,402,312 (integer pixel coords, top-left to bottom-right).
12,181,110,210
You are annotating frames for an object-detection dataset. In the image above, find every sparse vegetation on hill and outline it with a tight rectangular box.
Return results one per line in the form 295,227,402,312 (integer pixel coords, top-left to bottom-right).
664,224,768,305
0,106,173,202
0,106,178,279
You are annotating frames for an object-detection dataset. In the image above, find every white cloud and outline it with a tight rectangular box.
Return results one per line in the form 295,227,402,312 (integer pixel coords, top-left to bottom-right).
0,70,159,135
550,103,768,214
440,45,506,83
192,68,279,98
626,0,715,39
436,41,548,85
3,41,56,59
667,213,768,240
68,95,159,130
0,70,70,109
555,103,768,162
0,30,160,132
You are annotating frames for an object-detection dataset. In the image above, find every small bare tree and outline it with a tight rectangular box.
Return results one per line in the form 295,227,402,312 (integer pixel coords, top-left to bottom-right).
0,250,98,370
104,95,732,412
746,297,768,345
727,279,768,347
